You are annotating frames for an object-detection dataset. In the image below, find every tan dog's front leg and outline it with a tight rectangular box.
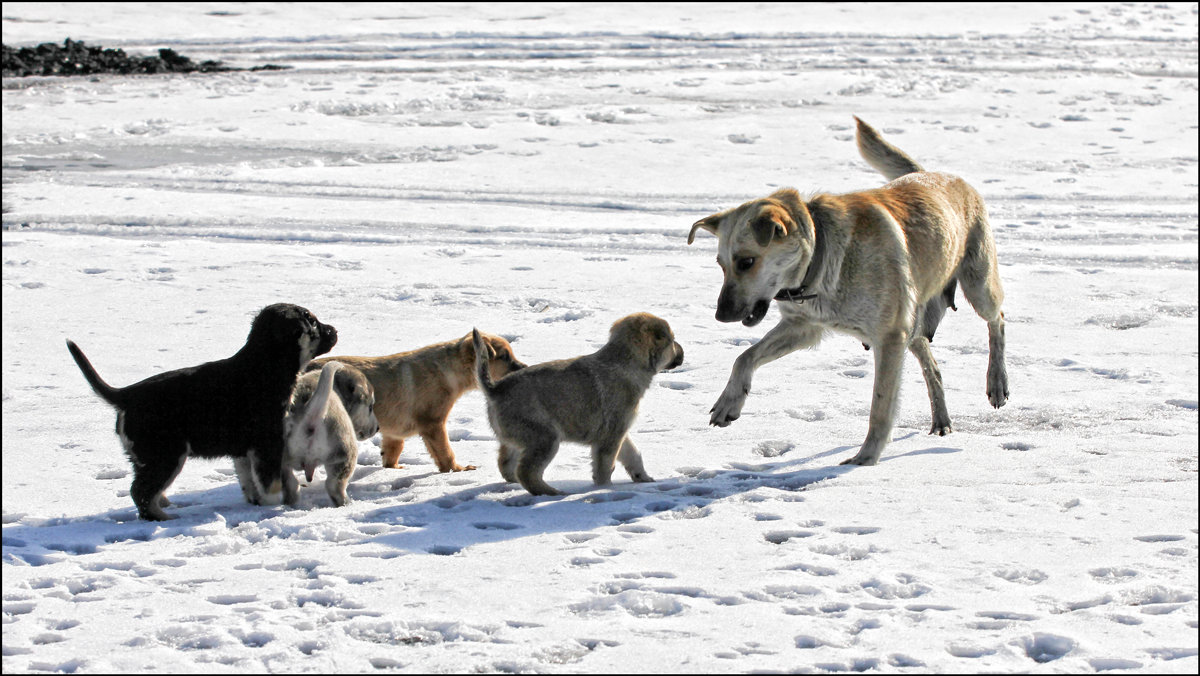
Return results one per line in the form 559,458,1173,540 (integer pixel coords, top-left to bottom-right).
841,330,907,466
420,424,477,472
711,321,822,427
381,435,405,469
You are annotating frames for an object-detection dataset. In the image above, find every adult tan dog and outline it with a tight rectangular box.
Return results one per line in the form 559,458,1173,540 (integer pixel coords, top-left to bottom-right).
307,332,525,472
688,117,1008,466
471,313,684,496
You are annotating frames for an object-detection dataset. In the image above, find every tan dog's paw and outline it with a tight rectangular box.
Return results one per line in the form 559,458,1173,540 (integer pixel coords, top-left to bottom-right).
450,463,478,472
710,384,747,427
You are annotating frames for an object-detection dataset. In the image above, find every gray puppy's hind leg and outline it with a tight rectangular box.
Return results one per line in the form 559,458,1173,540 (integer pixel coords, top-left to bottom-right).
324,444,356,507
497,443,520,484
516,431,563,496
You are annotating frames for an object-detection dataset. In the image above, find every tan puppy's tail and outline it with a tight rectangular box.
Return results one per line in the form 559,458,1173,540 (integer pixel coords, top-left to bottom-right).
471,328,496,396
854,116,924,181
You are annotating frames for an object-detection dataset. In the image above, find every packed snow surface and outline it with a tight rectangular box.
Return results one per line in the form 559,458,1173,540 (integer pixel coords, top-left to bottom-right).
2,2,1197,673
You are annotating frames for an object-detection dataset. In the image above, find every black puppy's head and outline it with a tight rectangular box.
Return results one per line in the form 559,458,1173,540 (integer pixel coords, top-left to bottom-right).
249,303,337,367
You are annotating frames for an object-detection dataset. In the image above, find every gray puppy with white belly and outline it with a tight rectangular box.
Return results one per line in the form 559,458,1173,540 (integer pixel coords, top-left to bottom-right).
472,313,684,496
282,361,379,506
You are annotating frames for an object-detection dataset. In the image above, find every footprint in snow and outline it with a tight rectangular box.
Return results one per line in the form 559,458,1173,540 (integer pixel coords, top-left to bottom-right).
763,530,816,544
1020,633,1076,663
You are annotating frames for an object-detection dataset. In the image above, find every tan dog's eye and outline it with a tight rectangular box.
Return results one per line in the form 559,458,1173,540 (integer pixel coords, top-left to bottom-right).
736,257,756,273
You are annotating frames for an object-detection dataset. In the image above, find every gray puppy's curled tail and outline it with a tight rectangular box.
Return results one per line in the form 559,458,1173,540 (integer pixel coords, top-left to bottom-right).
300,361,342,432
854,116,925,181
471,328,496,396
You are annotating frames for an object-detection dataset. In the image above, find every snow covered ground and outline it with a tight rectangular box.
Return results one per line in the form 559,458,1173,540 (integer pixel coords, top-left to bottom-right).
2,2,1197,672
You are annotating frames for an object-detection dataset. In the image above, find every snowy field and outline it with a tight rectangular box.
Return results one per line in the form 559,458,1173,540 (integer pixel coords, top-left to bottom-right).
3,2,1197,673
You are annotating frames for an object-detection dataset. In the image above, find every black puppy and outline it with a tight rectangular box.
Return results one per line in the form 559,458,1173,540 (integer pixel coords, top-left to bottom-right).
66,303,337,520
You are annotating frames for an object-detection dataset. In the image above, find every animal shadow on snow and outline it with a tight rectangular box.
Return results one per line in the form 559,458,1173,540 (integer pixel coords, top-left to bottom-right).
354,439,962,556
0,443,961,563
0,467,414,565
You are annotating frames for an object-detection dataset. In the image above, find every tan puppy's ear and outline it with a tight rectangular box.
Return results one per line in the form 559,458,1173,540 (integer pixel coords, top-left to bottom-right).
461,332,495,361
688,214,722,244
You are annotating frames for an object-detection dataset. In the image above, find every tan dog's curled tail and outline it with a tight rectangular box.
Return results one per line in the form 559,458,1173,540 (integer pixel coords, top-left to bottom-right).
300,361,343,433
471,328,495,395
854,116,925,181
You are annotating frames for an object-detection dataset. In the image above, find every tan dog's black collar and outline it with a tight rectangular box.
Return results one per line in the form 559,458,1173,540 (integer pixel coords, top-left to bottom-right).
775,210,826,304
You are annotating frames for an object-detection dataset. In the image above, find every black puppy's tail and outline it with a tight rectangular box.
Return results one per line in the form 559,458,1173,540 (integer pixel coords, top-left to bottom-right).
471,328,496,397
66,340,124,408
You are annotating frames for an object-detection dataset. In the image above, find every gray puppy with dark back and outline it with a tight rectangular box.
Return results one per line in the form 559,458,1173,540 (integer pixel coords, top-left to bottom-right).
471,313,684,496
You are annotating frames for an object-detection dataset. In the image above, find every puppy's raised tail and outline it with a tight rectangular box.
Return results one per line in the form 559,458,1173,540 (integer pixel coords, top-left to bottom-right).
300,361,342,431
471,328,496,396
854,116,925,181
66,340,125,408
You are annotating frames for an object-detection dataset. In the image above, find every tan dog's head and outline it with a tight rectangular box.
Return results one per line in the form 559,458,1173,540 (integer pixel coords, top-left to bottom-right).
608,313,684,372
688,189,817,327
462,332,527,383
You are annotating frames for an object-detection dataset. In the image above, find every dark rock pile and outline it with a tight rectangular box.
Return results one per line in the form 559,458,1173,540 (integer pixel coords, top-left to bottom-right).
2,39,287,77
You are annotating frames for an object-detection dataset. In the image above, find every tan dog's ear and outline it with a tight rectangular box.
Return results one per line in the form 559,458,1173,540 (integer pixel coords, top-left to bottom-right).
750,214,789,247
688,214,722,244
769,189,814,240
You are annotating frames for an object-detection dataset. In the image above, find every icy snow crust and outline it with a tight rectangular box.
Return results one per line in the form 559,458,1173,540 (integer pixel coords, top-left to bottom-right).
2,2,1197,673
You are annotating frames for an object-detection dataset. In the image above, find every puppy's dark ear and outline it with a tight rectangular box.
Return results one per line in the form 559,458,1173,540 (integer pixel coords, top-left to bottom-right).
688,213,723,244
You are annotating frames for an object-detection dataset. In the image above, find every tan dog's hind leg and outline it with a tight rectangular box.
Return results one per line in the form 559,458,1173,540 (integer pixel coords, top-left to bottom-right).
957,222,1009,409
711,322,823,427
909,336,952,436
985,316,1008,408
420,424,476,472
617,437,654,483
381,436,405,469
841,331,908,466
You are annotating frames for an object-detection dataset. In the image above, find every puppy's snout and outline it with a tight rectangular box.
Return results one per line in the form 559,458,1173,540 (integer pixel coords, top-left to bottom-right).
320,323,338,349
666,342,684,370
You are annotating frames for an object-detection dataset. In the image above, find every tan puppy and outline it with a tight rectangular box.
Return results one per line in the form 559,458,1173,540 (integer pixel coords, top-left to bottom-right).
472,313,684,496
688,117,1008,466
308,332,525,472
